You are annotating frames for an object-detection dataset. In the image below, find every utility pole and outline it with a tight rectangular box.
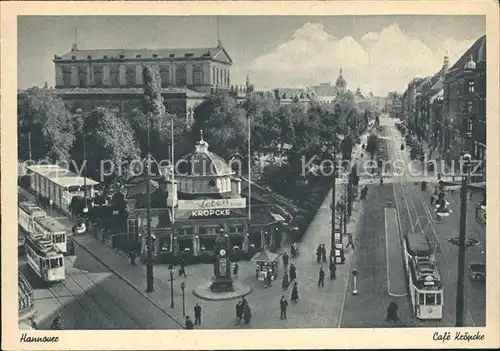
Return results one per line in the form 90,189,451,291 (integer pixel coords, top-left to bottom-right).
455,114,473,326
28,131,32,161
330,117,337,251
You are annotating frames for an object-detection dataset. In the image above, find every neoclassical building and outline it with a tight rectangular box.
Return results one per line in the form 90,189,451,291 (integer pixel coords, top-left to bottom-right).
50,41,233,122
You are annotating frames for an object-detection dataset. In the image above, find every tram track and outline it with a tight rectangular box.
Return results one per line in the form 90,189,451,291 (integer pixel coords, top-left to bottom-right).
44,255,146,329
382,119,456,327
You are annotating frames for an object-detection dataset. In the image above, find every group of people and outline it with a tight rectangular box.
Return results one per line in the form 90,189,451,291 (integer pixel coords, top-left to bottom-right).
184,302,203,329
235,297,252,325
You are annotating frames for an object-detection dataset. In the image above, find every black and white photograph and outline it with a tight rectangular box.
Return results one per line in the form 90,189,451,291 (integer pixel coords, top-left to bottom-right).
2,1,499,350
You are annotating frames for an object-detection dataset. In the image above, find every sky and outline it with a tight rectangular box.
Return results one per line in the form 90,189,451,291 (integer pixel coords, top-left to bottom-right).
18,16,485,96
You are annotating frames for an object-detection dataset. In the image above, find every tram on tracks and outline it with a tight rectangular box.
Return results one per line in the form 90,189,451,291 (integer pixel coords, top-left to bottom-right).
18,201,47,234
403,234,443,320
32,216,68,254
25,233,65,283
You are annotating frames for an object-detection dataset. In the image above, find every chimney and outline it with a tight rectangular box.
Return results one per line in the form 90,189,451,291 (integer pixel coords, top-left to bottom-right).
71,43,78,52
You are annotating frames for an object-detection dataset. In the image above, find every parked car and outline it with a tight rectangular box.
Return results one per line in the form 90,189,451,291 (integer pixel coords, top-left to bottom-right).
469,263,485,282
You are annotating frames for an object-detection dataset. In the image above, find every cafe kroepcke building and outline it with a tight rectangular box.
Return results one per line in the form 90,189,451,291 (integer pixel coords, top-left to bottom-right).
125,133,291,260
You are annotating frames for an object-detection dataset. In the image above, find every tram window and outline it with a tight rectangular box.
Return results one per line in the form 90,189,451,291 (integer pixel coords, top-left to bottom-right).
59,257,63,267
426,293,436,305
418,293,425,305
436,293,442,305
50,258,60,268
54,234,63,243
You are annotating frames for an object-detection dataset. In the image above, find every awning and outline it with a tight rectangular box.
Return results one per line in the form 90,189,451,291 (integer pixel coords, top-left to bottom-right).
270,213,286,222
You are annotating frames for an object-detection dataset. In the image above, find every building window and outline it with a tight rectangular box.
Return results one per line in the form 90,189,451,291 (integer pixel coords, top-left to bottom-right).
193,70,203,85
126,66,136,85
468,80,475,93
176,65,186,86
93,66,103,86
128,219,139,235
110,66,120,86
160,65,170,87
78,66,87,87
62,67,71,86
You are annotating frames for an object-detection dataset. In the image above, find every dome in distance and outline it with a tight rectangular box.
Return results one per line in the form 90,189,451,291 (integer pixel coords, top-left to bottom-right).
335,68,347,88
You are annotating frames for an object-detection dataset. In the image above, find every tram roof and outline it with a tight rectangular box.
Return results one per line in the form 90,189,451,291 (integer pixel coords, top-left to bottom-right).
25,233,63,257
26,164,99,188
405,234,432,256
18,201,46,216
34,216,67,233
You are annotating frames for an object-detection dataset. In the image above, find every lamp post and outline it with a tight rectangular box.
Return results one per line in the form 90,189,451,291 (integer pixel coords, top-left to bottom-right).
168,264,175,308
181,282,186,317
352,269,358,295
330,119,337,251
49,199,53,218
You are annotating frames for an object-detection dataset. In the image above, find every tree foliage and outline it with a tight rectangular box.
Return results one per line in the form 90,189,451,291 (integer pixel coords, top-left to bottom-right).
141,66,166,158
365,134,379,159
84,107,141,183
18,87,75,161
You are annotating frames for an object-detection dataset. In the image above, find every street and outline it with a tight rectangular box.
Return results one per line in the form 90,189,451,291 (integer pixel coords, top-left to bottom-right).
19,242,182,330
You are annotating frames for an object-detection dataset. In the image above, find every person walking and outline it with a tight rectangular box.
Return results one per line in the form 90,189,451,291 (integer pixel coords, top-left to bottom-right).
316,244,322,263
318,267,325,287
386,301,400,322
179,260,187,277
29,317,38,330
291,282,299,303
243,302,252,324
235,301,244,325
233,263,239,278
329,260,337,280
280,295,288,320
282,271,290,290
289,263,297,282
321,244,327,263
282,252,289,270
185,316,194,329
265,270,272,288
50,315,62,330
346,233,355,249
129,250,136,266
193,303,202,326
379,177,384,187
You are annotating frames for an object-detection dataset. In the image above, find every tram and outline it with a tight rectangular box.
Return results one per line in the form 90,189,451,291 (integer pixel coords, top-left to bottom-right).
403,234,443,320
33,216,68,254
18,201,47,234
25,233,65,283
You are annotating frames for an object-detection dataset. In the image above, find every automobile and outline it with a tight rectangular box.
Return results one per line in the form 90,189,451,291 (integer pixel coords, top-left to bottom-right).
18,234,26,253
73,220,87,235
469,263,485,282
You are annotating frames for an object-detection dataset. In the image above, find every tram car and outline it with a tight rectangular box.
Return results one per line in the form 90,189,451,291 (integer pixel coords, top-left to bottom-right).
18,201,47,234
25,233,65,283
403,234,443,320
33,216,68,254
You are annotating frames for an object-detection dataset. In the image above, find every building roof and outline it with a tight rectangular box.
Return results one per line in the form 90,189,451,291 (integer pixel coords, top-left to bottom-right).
26,164,99,188
177,134,235,177
51,87,207,98
449,34,486,71
251,248,280,262
55,45,232,63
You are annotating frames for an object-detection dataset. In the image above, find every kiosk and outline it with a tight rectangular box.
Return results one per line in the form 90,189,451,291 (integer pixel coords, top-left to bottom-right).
252,249,280,281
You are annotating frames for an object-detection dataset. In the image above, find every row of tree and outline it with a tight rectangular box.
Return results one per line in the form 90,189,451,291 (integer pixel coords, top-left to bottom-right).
18,67,375,192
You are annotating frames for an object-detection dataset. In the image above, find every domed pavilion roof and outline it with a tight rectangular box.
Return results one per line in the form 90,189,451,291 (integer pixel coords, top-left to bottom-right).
177,130,235,177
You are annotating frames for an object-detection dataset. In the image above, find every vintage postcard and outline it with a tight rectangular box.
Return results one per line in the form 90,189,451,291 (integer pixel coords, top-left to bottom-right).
1,1,499,350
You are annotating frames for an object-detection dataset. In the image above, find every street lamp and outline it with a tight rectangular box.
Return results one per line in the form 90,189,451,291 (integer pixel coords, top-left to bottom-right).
168,264,175,308
49,199,53,217
180,282,186,317
454,153,472,327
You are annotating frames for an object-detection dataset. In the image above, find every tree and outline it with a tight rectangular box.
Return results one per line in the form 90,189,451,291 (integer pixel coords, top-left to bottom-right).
18,87,76,161
141,65,166,158
365,134,379,160
84,107,141,184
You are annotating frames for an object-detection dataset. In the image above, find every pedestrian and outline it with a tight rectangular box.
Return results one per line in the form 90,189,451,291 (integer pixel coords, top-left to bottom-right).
280,295,288,320
235,301,244,325
282,252,289,270
282,271,290,290
233,263,239,278
316,244,322,263
266,269,272,288
329,260,337,280
243,303,252,324
179,261,187,277
29,317,38,330
386,301,400,322
193,303,202,326
346,233,355,249
129,250,136,266
321,244,327,263
50,315,62,330
379,177,384,186
289,264,297,282
291,282,299,303
185,316,194,329
318,267,325,287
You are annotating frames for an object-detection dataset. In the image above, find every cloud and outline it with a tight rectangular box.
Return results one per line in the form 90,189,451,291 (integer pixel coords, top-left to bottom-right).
247,22,475,95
